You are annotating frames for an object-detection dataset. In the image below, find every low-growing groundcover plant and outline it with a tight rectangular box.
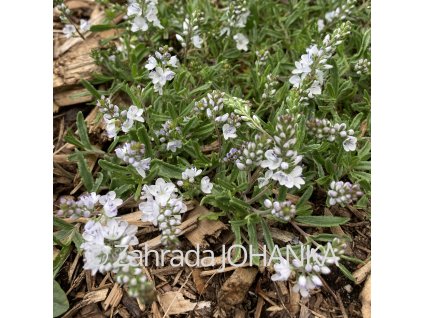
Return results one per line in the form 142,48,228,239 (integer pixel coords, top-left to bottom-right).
53,0,370,316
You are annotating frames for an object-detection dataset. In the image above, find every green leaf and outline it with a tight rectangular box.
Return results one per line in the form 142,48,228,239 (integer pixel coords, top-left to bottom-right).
53,245,72,278
151,159,183,179
80,79,101,99
76,111,92,149
53,280,69,317
295,215,350,227
260,218,275,252
64,130,86,149
71,151,94,192
99,159,131,175
247,220,260,266
296,186,313,208
136,126,153,157
92,172,104,192
229,220,245,261
90,24,119,32
338,263,357,284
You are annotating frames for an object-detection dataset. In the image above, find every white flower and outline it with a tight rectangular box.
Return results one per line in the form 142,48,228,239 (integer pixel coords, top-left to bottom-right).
317,19,325,32
145,3,163,28
77,192,100,217
149,67,175,95
105,119,118,138
101,218,138,245
99,191,123,217
126,105,144,122
131,16,148,32
139,197,161,225
80,19,90,32
289,74,304,88
233,33,249,51
182,167,202,183
168,56,179,68
342,136,357,152
201,176,213,194
261,149,282,170
258,170,274,188
307,81,322,98
236,10,250,28
272,166,305,189
222,124,237,140
271,259,291,282
121,118,134,133
167,140,182,152
145,56,157,70
192,35,203,49
127,2,141,16
133,158,151,178
142,178,176,206
62,24,76,38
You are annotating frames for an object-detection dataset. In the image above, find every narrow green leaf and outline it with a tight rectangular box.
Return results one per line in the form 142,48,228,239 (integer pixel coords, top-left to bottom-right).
136,126,153,157
295,215,350,227
76,111,92,149
338,263,357,284
296,186,313,208
72,152,94,192
247,221,260,266
99,159,130,175
80,79,101,99
151,159,183,179
53,245,72,278
260,218,275,252
92,172,104,192
64,131,85,149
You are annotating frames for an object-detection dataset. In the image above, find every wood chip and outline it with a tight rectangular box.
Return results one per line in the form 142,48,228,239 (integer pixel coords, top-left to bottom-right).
184,206,227,248
353,260,371,284
192,269,206,294
159,291,211,316
360,275,371,318
54,87,93,107
102,283,123,311
254,296,265,318
217,267,258,306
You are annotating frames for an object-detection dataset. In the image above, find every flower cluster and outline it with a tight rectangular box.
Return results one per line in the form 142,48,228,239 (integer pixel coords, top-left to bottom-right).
154,119,183,152
234,134,270,170
97,96,145,138
262,74,278,99
145,46,179,95
220,0,250,51
176,11,204,49
177,167,214,194
306,118,357,152
223,148,240,163
139,178,187,246
271,238,347,298
127,0,162,32
264,198,296,221
317,0,356,32
289,22,351,104
354,58,371,75
193,90,225,119
258,115,305,189
327,181,363,206
81,217,153,300
255,49,270,69
57,191,123,219
115,141,151,177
